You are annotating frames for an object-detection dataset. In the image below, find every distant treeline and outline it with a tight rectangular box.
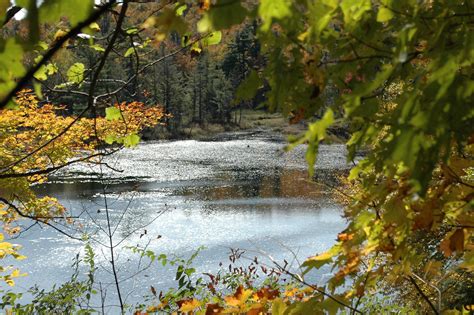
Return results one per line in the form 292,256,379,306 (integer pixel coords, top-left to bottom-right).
2,7,267,136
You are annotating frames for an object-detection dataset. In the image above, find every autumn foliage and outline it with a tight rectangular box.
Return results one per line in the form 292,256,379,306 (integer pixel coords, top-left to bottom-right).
0,90,163,286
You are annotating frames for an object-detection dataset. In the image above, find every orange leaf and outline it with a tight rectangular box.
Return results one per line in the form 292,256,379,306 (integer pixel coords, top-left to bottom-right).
205,303,223,315
224,286,253,307
440,229,465,256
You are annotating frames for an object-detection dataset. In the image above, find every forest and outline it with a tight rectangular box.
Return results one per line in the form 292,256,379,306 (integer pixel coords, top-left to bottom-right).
0,0,473,314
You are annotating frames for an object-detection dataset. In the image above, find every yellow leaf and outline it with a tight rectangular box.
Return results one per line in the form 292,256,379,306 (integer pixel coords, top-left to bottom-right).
376,7,394,23
89,22,100,31
53,29,68,41
179,298,201,312
0,241,13,250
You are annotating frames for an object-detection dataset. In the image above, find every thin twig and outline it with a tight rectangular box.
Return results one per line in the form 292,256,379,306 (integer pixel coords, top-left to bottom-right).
407,275,440,314
0,197,83,241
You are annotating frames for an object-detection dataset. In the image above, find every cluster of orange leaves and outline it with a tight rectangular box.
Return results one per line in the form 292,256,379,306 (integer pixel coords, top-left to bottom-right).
137,285,321,315
0,90,163,254
0,90,164,285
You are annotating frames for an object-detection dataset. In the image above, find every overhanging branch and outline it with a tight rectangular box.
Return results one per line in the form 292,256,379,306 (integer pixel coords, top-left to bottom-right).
0,1,116,109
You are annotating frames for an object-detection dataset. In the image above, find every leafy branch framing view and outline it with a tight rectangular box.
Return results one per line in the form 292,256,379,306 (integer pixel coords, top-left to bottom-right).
0,0,473,314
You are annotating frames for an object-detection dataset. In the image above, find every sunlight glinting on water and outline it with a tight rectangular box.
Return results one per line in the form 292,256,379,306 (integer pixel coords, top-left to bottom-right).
13,136,349,303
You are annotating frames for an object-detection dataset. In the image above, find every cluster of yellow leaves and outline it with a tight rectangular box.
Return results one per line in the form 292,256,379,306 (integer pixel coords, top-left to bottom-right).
0,232,26,287
0,90,164,286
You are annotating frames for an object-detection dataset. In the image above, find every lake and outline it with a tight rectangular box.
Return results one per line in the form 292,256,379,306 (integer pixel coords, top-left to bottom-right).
10,131,349,311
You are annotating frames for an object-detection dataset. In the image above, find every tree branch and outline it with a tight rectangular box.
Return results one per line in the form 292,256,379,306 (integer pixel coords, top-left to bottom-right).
0,1,117,109
0,197,83,241
0,149,119,179
407,275,440,314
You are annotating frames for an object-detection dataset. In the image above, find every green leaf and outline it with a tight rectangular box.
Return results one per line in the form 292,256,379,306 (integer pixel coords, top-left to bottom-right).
33,82,43,99
340,0,371,27
235,70,261,102
36,41,48,51
190,42,202,55
202,31,222,46
124,47,135,57
305,109,334,176
308,3,337,38
197,0,247,32
0,38,26,99
271,298,288,315
285,297,322,314
176,4,187,16
39,0,93,26
149,8,187,36
0,0,9,25
90,44,105,52
105,107,122,121
66,62,85,84
259,0,292,31
303,244,340,271
0,38,25,78
125,27,139,35
104,134,116,145
34,67,48,81
319,296,349,315
5,99,19,110
88,22,100,31
34,63,57,81
377,7,394,22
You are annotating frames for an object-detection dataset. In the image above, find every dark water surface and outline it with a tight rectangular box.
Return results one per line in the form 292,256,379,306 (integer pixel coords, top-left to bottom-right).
10,132,349,309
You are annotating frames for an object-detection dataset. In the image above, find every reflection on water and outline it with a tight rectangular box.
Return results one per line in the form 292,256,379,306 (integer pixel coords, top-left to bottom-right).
11,135,348,307
181,168,326,201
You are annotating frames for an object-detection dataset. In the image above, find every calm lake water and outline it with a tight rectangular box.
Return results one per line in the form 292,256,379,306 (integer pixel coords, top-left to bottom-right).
9,131,349,310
